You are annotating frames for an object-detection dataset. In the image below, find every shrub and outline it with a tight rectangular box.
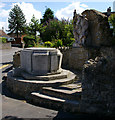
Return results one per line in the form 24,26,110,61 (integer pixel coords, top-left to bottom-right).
0,37,7,43
28,44,34,47
53,39,63,48
23,35,35,47
108,14,115,35
44,41,53,47
69,38,75,47
63,37,75,47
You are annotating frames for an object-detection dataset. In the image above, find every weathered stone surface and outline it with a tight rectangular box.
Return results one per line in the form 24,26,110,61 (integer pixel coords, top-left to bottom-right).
82,9,112,47
73,9,113,47
29,91,80,113
13,51,21,68
81,47,115,115
20,48,62,75
73,10,89,47
7,69,77,95
42,86,81,101
21,69,68,80
60,47,89,70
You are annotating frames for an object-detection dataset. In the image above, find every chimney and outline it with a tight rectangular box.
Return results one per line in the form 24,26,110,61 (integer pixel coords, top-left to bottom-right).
107,7,111,17
2,27,4,31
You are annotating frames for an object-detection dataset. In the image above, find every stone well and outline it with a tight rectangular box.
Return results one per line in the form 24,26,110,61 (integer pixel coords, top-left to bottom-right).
20,48,62,75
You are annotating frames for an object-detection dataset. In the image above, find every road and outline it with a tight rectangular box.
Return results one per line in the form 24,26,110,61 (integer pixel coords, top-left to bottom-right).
1,47,88,120
0,47,22,64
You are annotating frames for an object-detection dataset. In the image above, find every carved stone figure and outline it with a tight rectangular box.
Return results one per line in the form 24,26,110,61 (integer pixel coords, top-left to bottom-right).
73,9,113,47
73,10,89,47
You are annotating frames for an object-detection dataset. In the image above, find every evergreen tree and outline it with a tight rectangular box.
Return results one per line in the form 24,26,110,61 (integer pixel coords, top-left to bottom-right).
40,8,54,25
28,15,40,43
8,4,26,39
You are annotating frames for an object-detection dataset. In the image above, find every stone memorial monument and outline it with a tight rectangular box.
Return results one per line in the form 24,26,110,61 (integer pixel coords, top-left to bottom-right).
20,48,62,75
6,47,80,113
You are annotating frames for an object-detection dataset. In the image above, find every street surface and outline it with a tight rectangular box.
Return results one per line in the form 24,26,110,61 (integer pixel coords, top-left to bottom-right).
1,47,88,120
0,47,23,64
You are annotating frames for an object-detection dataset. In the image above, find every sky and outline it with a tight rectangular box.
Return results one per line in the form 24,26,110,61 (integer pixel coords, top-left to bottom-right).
0,0,114,33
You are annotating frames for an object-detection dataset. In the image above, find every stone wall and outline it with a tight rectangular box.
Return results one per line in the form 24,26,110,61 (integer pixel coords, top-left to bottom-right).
60,47,89,71
0,42,11,49
81,47,115,115
73,9,115,115
13,51,21,68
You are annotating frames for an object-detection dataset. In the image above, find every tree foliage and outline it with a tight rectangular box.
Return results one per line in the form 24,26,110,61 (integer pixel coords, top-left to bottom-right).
27,15,40,43
23,35,35,48
39,18,74,47
0,37,7,43
8,5,26,38
40,8,54,25
108,14,115,34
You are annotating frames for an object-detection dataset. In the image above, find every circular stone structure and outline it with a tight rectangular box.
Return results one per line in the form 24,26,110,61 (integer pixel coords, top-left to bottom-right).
20,47,62,75
6,47,78,113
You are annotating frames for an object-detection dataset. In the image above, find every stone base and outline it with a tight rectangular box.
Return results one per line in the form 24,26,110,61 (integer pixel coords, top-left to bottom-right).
7,69,77,96
21,69,68,81
6,68,82,113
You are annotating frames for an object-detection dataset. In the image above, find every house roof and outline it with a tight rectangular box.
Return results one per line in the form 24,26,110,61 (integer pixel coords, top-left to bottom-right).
8,33,22,38
103,12,115,17
0,30,10,38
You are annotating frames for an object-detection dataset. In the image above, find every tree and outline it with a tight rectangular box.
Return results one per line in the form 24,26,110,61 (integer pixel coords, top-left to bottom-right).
39,18,74,46
27,15,40,43
40,8,54,25
8,4,26,39
39,18,60,42
108,14,115,35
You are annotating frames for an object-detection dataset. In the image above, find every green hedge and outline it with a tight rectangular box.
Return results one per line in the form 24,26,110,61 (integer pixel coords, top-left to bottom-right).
0,37,7,43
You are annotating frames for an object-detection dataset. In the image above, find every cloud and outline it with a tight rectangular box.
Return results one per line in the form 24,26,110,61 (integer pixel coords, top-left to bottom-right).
0,9,10,18
0,3,10,18
0,3,6,9
55,2,88,20
0,21,8,30
80,4,88,8
0,2,42,32
11,2,42,23
0,3,9,30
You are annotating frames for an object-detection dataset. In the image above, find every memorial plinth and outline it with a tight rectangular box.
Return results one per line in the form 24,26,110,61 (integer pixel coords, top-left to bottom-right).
7,47,78,113
20,48,62,75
